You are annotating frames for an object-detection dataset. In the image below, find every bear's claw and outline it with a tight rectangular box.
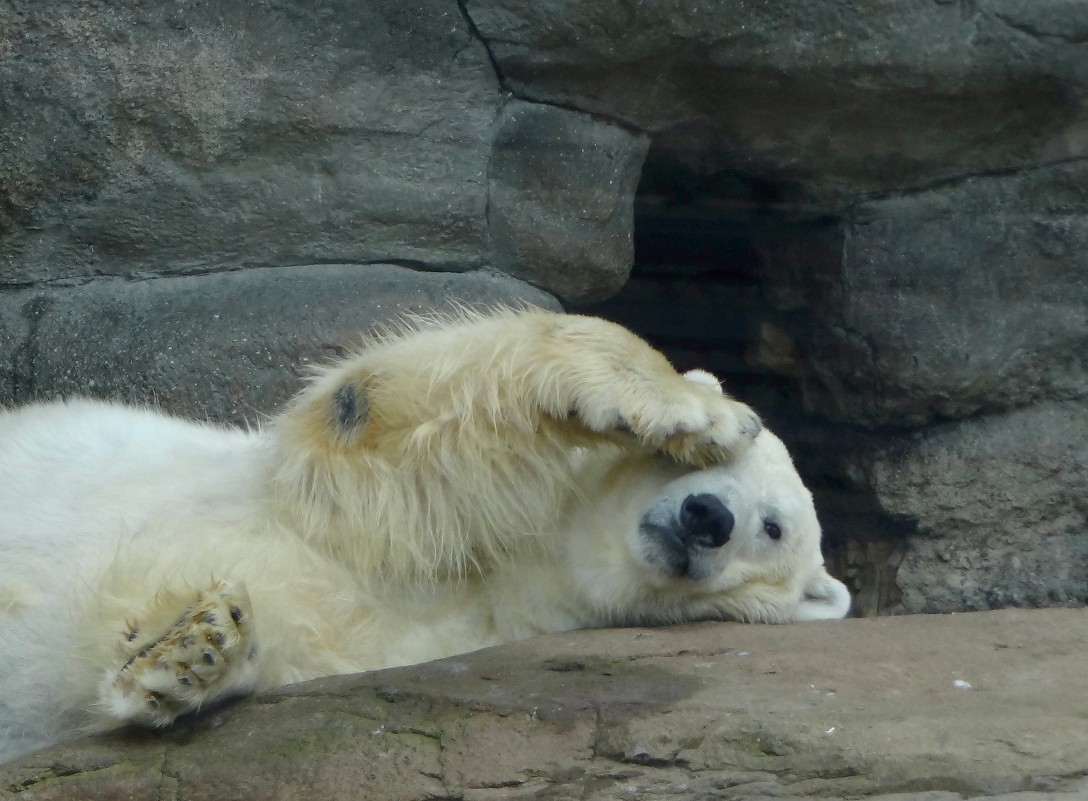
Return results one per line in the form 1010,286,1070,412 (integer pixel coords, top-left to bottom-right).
739,410,763,439
649,376,762,466
588,379,761,467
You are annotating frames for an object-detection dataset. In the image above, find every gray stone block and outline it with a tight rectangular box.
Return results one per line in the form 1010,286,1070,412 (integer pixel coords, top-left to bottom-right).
865,401,1088,613
466,0,1088,196
803,161,1088,425
1,264,558,424
488,101,649,302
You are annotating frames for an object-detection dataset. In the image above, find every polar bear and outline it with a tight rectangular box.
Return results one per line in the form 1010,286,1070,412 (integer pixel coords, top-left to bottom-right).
0,309,849,764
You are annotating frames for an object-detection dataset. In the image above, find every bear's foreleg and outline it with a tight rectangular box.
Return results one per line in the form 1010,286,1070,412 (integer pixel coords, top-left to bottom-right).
270,309,766,583
284,309,762,468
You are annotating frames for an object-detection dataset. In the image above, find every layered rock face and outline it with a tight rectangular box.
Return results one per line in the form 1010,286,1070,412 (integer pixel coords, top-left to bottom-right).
2,1,1086,613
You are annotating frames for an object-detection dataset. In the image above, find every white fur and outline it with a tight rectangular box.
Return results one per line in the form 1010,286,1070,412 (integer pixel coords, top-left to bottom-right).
0,309,848,763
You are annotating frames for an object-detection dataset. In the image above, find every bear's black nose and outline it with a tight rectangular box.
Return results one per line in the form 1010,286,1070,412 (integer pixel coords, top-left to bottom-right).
679,493,734,548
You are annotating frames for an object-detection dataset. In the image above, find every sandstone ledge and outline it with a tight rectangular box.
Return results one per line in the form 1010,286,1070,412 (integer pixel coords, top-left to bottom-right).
3,608,1086,800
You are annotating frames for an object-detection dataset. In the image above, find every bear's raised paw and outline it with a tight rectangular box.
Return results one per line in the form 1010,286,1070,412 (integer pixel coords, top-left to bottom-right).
101,580,258,726
651,372,763,467
574,367,762,467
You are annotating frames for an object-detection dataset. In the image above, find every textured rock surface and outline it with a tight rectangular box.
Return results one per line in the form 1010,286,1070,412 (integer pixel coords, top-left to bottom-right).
865,403,1088,613
779,161,1087,614
3,609,1087,799
0,0,498,281
806,161,1088,427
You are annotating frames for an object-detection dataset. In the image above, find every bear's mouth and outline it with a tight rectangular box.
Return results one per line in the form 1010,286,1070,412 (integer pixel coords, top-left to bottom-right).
638,520,728,582
640,522,693,577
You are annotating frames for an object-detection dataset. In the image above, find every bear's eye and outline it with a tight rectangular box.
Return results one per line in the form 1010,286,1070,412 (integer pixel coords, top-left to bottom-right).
764,521,782,541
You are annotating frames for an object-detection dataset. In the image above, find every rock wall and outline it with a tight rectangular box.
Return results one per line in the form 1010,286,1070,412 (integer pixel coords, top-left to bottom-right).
2,0,1086,613
0,0,645,422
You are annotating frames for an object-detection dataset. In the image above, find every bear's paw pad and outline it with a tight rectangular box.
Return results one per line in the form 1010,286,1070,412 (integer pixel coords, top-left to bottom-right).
103,581,256,726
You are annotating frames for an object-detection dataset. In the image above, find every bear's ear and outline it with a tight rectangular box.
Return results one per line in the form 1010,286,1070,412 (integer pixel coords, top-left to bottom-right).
683,369,723,394
794,568,852,621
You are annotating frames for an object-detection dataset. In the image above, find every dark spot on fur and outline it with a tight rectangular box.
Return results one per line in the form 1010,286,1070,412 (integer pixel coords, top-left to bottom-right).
203,613,216,625
180,635,196,648
229,605,244,624
203,649,216,666
214,631,227,647
126,629,139,642
332,384,368,435
178,675,192,686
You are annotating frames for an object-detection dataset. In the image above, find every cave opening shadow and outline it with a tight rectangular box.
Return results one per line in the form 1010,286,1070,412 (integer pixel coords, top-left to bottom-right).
567,149,907,616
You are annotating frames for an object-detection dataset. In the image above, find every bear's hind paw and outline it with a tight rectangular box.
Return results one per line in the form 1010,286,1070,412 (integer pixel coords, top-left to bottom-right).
101,580,258,727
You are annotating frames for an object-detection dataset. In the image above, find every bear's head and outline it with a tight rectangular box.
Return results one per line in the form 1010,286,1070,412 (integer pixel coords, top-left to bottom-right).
562,375,850,626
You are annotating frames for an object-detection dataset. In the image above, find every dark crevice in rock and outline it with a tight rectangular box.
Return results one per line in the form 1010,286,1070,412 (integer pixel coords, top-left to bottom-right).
454,0,506,92
2,354,15,405
495,90,649,137
10,294,52,405
588,707,608,764
610,647,745,664
468,778,527,789
848,154,1088,205
156,745,179,801
3,258,484,293
612,751,689,769
481,100,503,260
0,275,100,290
7,761,122,794
459,2,648,136
570,139,917,616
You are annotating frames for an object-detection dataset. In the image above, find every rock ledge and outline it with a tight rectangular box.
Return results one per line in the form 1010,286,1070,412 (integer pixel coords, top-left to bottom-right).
3,608,1086,800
